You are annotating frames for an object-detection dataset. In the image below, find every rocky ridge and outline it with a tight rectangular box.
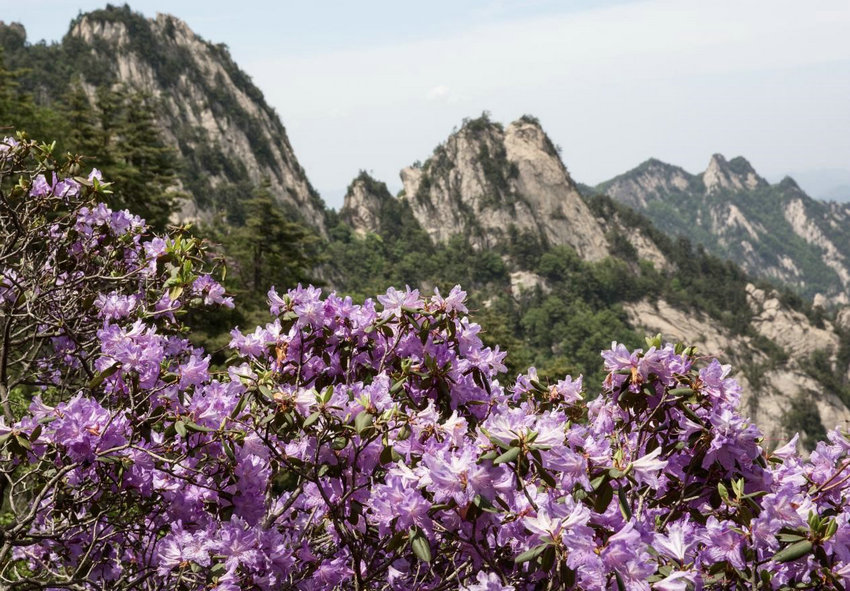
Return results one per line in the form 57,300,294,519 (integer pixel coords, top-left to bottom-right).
339,115,850,450
2,7,327,231
398,116,609,259
597,155,850,302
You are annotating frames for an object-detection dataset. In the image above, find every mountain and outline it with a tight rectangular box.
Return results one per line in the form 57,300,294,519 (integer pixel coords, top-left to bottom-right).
0,6,326,231
397,114,609,259
338,116,850,450
597,155,850,303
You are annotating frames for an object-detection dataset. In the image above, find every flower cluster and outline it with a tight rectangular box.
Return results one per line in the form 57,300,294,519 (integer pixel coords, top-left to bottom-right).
2,137,850,590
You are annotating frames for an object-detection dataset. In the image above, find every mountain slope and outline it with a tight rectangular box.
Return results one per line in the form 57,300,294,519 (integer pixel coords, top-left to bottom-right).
337,116,850,450
0,6,326,230
597,155,850,303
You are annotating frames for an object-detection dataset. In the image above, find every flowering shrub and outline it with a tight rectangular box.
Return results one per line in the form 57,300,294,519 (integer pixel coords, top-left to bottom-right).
1,136,850,589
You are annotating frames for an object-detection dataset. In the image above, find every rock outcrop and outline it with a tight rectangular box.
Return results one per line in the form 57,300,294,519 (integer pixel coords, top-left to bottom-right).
703,154,767,193
340,173,393,236
626,288,850,448
3,7,327,231
400,116,609,260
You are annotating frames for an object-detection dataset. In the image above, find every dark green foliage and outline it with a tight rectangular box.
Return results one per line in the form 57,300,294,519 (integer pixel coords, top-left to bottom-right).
191,182,322,358
784,392,828,452
87,88,179,229
216,181,321,298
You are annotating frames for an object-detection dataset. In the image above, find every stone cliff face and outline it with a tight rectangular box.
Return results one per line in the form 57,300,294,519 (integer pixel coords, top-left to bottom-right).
339,173,393,236
400,116,609,260
61,7,326,230
598,154,850,303
703,154,767,193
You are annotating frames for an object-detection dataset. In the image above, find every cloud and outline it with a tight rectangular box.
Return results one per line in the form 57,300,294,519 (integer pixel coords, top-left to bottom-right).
427,85,451,100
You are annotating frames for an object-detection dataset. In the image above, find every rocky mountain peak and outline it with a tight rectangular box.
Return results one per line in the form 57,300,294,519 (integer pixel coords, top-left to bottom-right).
399,115,608,259
63,6,327,233
778,176,804,193
703,153,767,193
340,172,393,236
596,158,694,209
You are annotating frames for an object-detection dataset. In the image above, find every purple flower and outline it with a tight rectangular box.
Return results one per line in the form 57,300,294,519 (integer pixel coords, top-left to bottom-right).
462,572,515,591
30,174,51,197
156,523,210,576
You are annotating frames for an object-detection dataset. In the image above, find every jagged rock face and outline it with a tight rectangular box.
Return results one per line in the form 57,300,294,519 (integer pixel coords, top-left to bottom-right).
340,175,391,236
66,9,326,232
400,118,608,260
703,154,767,193
597,154,850,303
509,271,548,299
625,288,850,449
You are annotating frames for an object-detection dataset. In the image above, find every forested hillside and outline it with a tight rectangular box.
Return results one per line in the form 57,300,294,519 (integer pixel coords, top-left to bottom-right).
597,155,850,303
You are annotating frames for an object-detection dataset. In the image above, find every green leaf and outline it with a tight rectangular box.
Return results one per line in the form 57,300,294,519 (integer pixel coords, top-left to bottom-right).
617,487,632,521
302,412,321,429
174,420,187,438
380,445,402,465
614,570,627,591
230,393,249,419
590,474,608,490
772,540,813,563
354,411,374,435
515,542,548,563
493,446,522,465
14,434,32,452
594,480,614,513
210,562,227,577
410,530,432,563
668,387,695,397
223,441,236,462
88,363,120,390
184,421,215,433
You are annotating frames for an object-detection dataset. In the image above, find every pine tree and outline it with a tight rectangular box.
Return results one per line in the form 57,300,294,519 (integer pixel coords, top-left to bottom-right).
61,80,101,158
0,48,62,141
223,181,321,298
108,91,178,229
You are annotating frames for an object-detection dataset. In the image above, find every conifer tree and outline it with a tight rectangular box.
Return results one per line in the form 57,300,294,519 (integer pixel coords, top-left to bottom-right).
223,180,321,298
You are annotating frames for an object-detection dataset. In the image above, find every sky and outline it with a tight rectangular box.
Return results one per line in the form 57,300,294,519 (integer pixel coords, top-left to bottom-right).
3,0,850,208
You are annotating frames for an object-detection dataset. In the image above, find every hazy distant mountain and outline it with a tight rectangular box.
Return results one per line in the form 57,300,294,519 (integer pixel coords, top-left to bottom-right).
779,168,850,203
597,156,850,303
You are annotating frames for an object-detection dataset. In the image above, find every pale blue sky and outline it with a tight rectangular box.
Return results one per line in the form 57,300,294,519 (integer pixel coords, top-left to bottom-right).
3,1,850,207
